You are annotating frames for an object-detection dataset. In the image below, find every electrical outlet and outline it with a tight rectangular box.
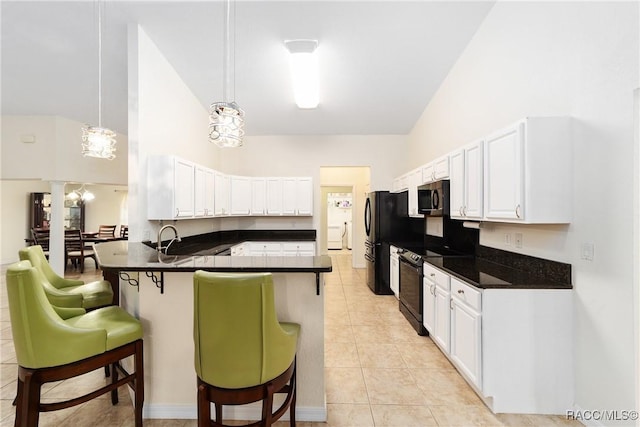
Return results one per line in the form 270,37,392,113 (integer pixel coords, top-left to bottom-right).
515,233,523,248
504,233,512,246
581,243,594,261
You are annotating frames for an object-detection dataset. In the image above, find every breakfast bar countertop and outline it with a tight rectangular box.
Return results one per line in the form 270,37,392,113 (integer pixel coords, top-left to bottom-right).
94,240,333,274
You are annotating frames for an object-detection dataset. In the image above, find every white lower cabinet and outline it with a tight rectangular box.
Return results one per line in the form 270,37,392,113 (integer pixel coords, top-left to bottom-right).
422,260,573,414
231,241,316,257
450,277,482,389
390,246,400,299
282,242,316,256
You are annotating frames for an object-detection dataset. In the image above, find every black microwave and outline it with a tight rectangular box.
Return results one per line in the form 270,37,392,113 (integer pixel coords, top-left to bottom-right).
417,180,449,216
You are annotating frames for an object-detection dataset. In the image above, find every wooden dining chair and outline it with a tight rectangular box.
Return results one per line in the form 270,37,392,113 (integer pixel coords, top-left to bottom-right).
98,225,117,238
31,228,50,259
65,229,97,273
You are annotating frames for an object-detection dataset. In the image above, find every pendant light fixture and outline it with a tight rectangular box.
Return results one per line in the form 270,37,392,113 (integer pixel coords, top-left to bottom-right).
82,0,117,160
208,0,245,148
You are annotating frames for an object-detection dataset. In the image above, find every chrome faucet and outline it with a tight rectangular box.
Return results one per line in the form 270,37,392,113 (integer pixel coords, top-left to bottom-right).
157,224,181,254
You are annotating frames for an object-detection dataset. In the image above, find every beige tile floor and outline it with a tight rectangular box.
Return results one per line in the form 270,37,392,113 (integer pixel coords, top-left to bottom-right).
0,253,581,426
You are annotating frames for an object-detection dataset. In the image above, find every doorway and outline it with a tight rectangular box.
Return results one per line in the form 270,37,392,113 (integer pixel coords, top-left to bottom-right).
326,190,353,252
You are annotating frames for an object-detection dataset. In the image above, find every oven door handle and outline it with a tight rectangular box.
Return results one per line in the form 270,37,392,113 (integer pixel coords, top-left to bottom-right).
399,256,422,274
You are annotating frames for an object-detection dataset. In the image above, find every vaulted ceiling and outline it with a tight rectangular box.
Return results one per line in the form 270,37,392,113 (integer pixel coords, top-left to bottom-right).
1,1,494,136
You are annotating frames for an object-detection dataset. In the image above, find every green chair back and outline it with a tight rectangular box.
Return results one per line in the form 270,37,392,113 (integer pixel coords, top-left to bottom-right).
6,261,106,369
19,245,84,307
193,272,298,389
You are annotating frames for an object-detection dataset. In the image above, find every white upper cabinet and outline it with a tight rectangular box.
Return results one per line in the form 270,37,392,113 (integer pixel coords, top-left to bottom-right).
450,140,483,220
251,178,266,215
214,171,230,216
423,155,450,184
266,178,283,215
484,117,571,223
194,165,215,217
147,156,313,219
148,156,195,220
230,175,251,215
392,173,409,193
282,177,313,216
407,168,422,217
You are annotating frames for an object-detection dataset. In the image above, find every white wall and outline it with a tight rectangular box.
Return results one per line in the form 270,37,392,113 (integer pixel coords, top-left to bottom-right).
1,115,127,185
0,115,129,265
65,184,128,234
407,2,638,420
129,25,225,243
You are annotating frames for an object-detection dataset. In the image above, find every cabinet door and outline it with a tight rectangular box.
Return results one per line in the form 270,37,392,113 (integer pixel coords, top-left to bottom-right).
266,178,283,215
251,178,266,215
449,149,465,218
422,163,434,184
214,172,229,216
282,178,297,215
451,299,482,388
194,166,214,217
422,277,436,334
230,176,251,215
464,141,483,219
433,287,450,354
433,155,450,180
408,168,422,217
296,177,313,215
174,158,195,218
484,123,524,220
390,256,399,299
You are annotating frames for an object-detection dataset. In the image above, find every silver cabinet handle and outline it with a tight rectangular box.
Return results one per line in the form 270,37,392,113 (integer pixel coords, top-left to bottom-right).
459,206,463,216
431,284,436,296
457,289,464,294
515,204,521,218
176,208,180,217
450,297,454,310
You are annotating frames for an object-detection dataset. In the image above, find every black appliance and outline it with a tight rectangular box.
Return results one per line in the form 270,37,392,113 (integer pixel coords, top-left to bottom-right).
398,246,470,335
364,191,420,295
418,180,449,216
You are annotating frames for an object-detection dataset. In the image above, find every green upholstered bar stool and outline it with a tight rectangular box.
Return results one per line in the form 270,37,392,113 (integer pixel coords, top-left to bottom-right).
6,261,144,427
193,271,299,427
19,245,113,309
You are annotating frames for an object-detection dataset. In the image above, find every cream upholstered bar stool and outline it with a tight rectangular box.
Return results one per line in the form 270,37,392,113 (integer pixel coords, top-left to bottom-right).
6,261,144,426
19,245,113,309
193,271,299,427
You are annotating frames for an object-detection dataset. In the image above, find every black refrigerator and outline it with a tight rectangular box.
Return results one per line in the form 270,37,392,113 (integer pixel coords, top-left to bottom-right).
364,191,421,294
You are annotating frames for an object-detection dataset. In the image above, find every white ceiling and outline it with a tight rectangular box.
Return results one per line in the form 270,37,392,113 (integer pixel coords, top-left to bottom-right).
1,1,494,136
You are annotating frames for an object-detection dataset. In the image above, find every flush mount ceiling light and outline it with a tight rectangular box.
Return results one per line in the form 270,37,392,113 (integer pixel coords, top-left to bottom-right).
82,0,116,160
209,0,245,148
284,39,319,109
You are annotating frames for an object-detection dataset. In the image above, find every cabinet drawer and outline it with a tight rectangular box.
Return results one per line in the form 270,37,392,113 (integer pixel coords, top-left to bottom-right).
451,277,481,311
282,242,315,252
424,263,450,290
250,242,282,252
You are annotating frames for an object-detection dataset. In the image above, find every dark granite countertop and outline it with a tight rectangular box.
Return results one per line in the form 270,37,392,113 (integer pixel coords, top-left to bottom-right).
95,240,332,274
150,229,317,255
425,256,571,289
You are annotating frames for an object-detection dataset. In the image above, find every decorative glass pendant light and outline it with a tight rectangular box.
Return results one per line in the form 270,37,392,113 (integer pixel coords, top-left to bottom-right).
82,0,116,160
208,0,245,148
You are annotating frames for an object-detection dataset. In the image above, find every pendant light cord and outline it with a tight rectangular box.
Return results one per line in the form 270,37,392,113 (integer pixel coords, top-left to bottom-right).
222,0,236,103
97,0,103,127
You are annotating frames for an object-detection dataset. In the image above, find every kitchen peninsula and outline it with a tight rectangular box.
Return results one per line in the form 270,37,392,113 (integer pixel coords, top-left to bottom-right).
94,233,332,422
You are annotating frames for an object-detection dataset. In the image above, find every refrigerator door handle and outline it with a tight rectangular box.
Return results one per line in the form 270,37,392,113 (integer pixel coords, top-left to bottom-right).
364,197,371,237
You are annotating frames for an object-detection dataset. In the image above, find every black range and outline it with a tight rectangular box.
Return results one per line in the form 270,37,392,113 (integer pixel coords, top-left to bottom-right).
398,245,471,335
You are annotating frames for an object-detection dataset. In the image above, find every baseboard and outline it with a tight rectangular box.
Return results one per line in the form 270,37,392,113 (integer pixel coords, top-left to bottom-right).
143,404,327,422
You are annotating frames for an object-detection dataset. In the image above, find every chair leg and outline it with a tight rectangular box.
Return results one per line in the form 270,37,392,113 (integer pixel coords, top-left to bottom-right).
105,365,110,378
263,382,274,426
13,378,23,427
134,340,144,427
197,383,211,427
290,365,297,427
21,371,41,427
110,362,119,405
